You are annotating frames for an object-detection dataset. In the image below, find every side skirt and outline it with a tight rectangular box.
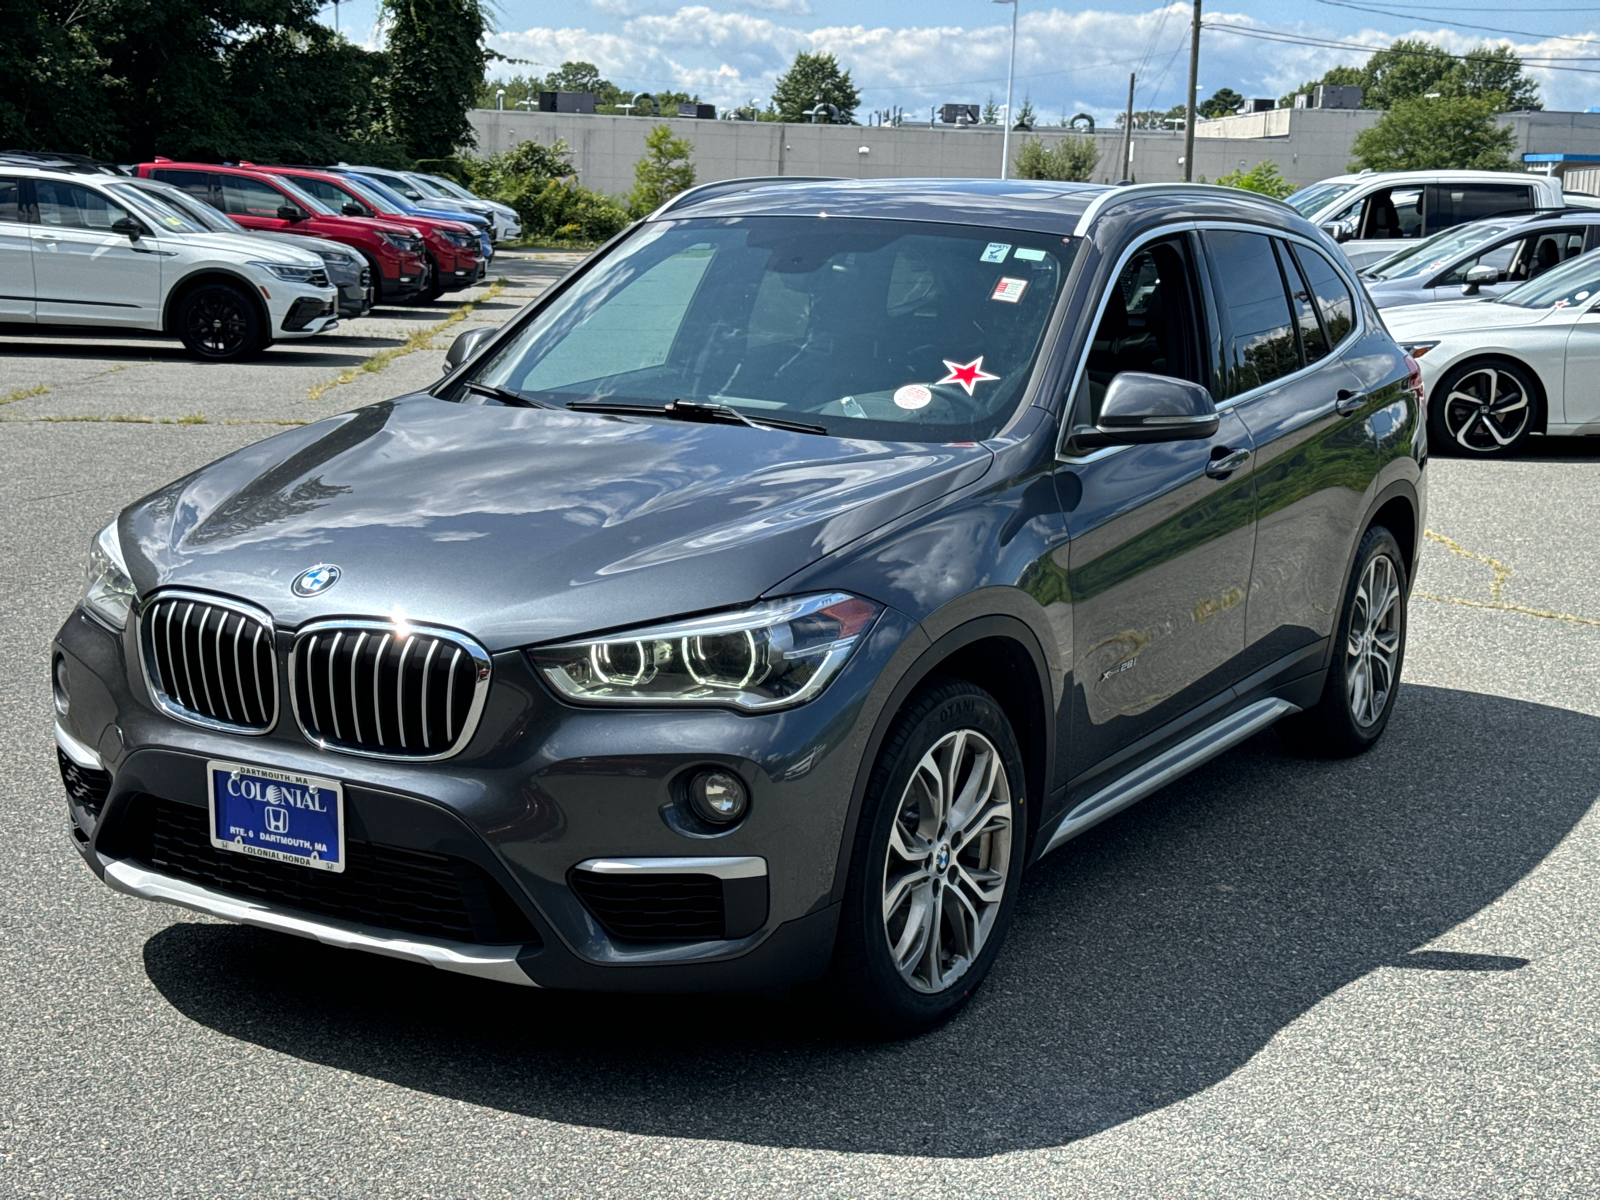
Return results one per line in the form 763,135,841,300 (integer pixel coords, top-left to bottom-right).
1039,696,1299,857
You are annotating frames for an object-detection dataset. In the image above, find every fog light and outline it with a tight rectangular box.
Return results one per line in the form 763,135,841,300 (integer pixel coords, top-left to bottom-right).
688,769,748,825
53,656,70,716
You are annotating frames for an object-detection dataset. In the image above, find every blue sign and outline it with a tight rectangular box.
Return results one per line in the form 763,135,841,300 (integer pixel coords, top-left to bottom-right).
208,760,345,873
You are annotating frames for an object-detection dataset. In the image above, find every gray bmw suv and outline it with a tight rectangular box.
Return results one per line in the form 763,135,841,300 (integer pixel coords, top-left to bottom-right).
53,179,1426,1035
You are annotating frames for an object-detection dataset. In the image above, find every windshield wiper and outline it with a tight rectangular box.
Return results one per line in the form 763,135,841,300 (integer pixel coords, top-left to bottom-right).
464,381,555,409
566,398,826,435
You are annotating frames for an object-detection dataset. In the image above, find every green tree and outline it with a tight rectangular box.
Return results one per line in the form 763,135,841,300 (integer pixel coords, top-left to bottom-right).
1012,135,1100,182
1199,87,1243,119
628,123,696,216
770,51,859,122
462,137,628,244
382,0,491,159
1361,38,1456,111
982,94,999,125
1283,39,1539,113
1447,44,1540,111
0,0,117,156
1212,159,1296,199
1350,94,1517,171
1014,94,1036,130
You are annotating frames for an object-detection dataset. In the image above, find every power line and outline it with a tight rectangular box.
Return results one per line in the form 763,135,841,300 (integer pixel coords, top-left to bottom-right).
1202,23,1600,72
1313,0,1600,46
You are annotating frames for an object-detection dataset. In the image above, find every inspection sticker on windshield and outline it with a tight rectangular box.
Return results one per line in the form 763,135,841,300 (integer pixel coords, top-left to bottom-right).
208,759,345,873
980,242,1011,263
894,384,933,410
991,277,1029,303
1014,247,1047,261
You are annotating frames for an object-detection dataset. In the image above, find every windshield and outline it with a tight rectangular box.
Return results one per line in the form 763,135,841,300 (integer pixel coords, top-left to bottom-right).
1366,221,1519,281
473,216,1073,442
144,185,239,233
1497,248,1600,309
1285,181,1355,218
104,183,212,233
266,175,332,216
404,173,450,198
349,174,416,212
425,175,478,202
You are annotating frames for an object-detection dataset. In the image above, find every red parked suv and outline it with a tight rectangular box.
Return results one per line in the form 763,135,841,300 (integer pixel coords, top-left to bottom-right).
264,166,483,302
136,159,429,304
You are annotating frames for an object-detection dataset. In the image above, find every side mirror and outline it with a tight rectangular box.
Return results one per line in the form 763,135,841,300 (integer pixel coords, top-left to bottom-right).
276,205,303,223
445,325,495,369
1069,372,1220,450
111,216,142,240
1461,263,1498,296
1321,219,1355,244
341,202,368,218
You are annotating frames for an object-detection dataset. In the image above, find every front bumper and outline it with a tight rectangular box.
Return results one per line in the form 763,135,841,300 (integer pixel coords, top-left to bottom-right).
52,601,913,991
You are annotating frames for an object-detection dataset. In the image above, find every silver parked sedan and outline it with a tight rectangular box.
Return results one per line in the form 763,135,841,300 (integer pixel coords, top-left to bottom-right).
1362,212,1600,309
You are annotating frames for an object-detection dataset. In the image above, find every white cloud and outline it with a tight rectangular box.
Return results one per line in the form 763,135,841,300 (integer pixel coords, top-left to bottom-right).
489,4,1600,120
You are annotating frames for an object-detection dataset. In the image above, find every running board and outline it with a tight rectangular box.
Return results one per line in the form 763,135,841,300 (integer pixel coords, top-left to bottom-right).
1041,697,1300,857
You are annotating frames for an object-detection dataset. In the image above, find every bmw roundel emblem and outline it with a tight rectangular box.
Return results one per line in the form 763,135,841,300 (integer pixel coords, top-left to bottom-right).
292,564,341,597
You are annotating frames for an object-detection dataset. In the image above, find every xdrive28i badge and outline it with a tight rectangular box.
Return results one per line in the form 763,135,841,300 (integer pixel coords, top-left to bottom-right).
292,564,341,597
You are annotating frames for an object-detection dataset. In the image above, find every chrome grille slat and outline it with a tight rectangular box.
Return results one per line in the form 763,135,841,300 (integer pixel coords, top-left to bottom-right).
291,621,489,761
140,594,277,734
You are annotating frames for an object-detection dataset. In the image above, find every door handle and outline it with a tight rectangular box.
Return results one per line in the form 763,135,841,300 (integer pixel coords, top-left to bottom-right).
34,231,60,241
1205,446,1251,479
1335,389,1366,417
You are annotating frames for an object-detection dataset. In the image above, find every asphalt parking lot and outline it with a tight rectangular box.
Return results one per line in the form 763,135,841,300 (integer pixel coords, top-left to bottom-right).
3,266,1600,1197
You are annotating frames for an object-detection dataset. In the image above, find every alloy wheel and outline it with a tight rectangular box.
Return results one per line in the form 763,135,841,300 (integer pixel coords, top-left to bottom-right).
1346,552,1402,728
186,291,249,356
1441,366,1531,452
881,728,1014,994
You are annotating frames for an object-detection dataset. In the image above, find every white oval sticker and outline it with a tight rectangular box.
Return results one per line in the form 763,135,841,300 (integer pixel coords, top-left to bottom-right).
1579,291,1592,301
894,384,933,410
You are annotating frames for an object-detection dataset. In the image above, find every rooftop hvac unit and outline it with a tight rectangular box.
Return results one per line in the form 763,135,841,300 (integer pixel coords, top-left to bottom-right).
677,103,717,119
940,104,981,125
1235,98,1276,115
538,91,597,114
1312,85,1364,110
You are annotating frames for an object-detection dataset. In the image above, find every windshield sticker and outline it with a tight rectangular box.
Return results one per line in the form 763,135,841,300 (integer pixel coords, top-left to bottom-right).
1553,299,1569,308
894,384,933,410
1579,291,1592,301
980,242,1011,264
936,357,1000,396
991,277,1029,304
1014,247,1047,261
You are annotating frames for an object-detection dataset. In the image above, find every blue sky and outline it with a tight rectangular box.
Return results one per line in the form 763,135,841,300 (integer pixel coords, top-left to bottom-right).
316,1,1600,125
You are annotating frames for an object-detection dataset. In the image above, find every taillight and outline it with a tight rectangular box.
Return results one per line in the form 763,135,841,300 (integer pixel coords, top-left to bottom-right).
1403,353,1425,404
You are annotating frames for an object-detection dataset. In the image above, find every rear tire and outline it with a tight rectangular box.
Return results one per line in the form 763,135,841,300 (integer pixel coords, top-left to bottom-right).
830,678,1026,1037
1276,525,1408,757
1427,359,1538,457
176,283,263,362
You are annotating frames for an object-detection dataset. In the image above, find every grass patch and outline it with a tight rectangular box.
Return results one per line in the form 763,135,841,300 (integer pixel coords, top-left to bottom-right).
1,383,49,405
307,280,507,403
498,238,604,252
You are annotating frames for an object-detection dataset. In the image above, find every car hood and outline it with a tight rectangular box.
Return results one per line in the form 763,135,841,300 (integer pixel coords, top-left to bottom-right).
1381,300,1559,340
121,396,993,650
155,230,323,266
251,230,354,261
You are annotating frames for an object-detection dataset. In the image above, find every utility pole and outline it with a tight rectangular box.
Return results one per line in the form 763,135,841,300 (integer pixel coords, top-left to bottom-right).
997,0,1019,180
1183,0,1201,182
1119,73,1135,182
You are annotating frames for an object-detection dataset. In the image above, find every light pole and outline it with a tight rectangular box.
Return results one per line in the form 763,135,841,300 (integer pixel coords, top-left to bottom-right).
995,0,1018,179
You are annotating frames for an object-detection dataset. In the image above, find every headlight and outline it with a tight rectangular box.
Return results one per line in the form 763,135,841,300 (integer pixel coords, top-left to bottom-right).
83,522,136,629
377,231,422,252
249,261,320,283
530,593,881,711
442,231,476,248
316,249,355,266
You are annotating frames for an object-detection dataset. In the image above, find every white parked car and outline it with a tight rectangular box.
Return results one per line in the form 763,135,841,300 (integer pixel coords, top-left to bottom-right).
1383,250,1600,455
1,166,339,361
408,171,522,242
1286,171,1584,271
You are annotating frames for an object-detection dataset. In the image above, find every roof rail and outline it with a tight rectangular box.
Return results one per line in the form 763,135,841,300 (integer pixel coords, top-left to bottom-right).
1070,181,1296,238
646,176,844,221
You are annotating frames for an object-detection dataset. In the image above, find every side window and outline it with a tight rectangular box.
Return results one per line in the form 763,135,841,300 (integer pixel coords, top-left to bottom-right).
34,181,133,231
1289,244,1356,353
1205,229,1300,396
1076,235,1204,422
1280,240,1329,364
1427,184,1533,232
0,177,23,223
151,169,216,204
1358,187,1424,241
295,176,359,211
1527,229,1585,279
219,175,289,219
1440,236,1528,286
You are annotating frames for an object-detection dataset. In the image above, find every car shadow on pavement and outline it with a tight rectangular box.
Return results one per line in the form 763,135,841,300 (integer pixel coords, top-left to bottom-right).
142,683,1600,1157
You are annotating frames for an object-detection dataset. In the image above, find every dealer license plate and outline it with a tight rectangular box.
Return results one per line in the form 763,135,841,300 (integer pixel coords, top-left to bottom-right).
207,759,345,873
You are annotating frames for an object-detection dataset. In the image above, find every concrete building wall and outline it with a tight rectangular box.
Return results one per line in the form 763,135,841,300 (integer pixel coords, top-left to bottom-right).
1502,110,1600,159
466,108,1379,197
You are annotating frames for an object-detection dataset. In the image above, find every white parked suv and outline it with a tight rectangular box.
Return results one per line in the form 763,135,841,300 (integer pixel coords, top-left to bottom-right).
0,166,339,361
1285,170,1590,271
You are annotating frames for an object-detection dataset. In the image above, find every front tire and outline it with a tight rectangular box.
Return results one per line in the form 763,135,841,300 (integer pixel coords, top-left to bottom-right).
1428,359,1538,457
831,679,1026,1036
176,283,264,362
1277,525,1408,757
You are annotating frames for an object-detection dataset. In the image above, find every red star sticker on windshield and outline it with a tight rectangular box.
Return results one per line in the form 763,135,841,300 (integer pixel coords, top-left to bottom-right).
936,356,1000,396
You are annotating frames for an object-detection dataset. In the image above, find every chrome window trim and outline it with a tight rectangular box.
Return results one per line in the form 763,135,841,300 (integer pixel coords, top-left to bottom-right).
576,855,767,881
136,589,279,736
287,616,492,763
1054,219,1369,465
